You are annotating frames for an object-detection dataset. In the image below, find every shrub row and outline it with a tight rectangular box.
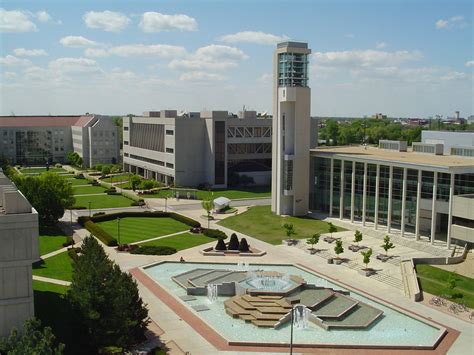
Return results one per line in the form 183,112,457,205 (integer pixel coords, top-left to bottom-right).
130,245,177,255
87,211,201,228
202,228,227,239
83,220,118,246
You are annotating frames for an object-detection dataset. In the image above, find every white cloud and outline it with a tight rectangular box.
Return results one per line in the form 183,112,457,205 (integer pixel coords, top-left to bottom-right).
0,55,32,66
2,71,17,79
83,11,130,32
375,42,387,49
439,71,468,81
169,44,248,71
35,11,51,23
345,33,355,39
218,31,289,45
436,16,468,30
0,8,37,32
179,71,225,81
49,57,101,73
108,44,187,58
59,36,99,48
13,48,48,56
139,11,197,32
465,60,474,67
257,73,272,83
313,49,423,68
84,48,109,58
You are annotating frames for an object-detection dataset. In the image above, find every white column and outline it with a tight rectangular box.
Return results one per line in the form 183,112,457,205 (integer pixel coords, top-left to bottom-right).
415,170,422,240
387,166,393,233
430,171,438,244
329,158,334,217
339,160,344,219
401,167,407,238
350,161,355,223
362,162,368,226
374,164,380,230
447,173,455,249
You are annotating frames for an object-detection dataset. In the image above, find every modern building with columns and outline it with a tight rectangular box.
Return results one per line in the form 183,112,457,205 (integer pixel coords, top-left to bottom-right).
309,143,474,247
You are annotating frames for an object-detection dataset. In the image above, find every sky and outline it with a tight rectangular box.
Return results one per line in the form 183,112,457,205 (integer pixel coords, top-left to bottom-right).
0,0,472,118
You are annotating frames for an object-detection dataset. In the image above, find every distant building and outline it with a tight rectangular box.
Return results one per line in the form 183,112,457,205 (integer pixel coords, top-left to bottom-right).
123,110,272,187
422,130,474,155
0,115,120,167
467,115,474,124
0,168,38,337
405,118,429,126
372,113,387,120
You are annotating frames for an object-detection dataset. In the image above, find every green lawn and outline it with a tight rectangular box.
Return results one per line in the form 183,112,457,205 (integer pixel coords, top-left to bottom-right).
416,264,474,308
20,167,67,174
72,194,134,209
142,186,271,200
218,205,346,245
139,232,216,250
96,217,189,244
39,225,69,256
72,185,107,195
67,178,91,186
115,181,133,189
100,173,132,183
33,251,74,282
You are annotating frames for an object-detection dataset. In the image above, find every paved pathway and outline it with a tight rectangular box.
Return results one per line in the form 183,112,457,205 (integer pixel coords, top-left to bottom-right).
132,230,189,245
33,275,71,286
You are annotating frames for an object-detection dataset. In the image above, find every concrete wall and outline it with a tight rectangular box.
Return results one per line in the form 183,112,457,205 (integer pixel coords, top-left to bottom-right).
452,195,474,220
87,116,120,167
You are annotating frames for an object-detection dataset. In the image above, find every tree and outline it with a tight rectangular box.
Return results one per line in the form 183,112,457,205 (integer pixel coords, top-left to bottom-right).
201,199,213,228
361,248,373,270
328,222,337,238
334,240,344,258
101,165,111,178
381,235,395,256
141,180,155,190
353,230,363,246
67,236,149,352
283,223,296,239
446,272,457,294
228,233,239,250
238,238,250,252
0,318,64,354
215,238,227,251
306,233,320,250
130,174,141,191
13,173,74,225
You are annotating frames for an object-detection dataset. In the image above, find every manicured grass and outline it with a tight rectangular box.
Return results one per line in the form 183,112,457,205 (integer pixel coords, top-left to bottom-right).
72,194,134,209
39,225,69,256
96,217,189,244
218,205,346,245
72,185,107,195
20,167,66,174
142,186,271,200
100,173,132,183
139,232,216,251
33,251,74,282
416,264,474,308
67,178,91,186
115,181,133,189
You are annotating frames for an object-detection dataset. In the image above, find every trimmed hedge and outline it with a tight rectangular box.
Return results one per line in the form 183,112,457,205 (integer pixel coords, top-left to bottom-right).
202,228,227,239
215,238,227,251
228,233,239,250
67,247,81,262
130,246,177,255
238,238,250,252
84,220,118,246
87,211,201,228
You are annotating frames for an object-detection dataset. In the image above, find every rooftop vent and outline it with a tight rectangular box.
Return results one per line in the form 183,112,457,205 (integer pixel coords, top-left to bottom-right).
412,142,444,155
379,140,407,152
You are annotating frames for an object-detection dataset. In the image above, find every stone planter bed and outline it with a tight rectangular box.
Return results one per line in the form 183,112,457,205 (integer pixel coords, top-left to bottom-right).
200,246,266,257
376,254,392,262
358,268,376,277
323,236,340,244
348,245,367,252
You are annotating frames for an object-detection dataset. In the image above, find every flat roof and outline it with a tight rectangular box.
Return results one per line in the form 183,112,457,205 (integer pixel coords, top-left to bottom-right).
0,115,95,128
311,145,474,172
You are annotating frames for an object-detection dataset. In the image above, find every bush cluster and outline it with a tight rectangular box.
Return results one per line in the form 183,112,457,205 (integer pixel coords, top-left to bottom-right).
214,233,250,252
202,228,227,239
62,236,75,247
130,245,177,255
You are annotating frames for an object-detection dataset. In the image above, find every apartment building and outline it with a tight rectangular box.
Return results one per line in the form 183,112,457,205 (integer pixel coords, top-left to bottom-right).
0,115,120,168
0,168,39,337
123,110,272,188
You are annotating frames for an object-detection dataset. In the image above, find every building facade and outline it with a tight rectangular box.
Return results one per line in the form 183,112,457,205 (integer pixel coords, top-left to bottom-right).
123,110,272,187
0,115,120,168
272,41,311,216
310,143,474,247
0,168,39,337
422,130,474,156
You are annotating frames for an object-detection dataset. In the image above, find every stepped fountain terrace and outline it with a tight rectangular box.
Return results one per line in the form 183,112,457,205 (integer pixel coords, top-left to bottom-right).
138,261,448,351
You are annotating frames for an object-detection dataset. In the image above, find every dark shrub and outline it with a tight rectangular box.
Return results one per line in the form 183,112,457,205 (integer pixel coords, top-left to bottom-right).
202,228,227,239
130,246,177,255
228,233,239,250
91,180,100,186
104,187,117,193
74,173,85,179
131,200,146,206
67,247,80,261
238,238,250,252
62,236,74,247
215,238,227,251
77,216,88,226
93,212,105,217
107,191,121,195
84,220,118,246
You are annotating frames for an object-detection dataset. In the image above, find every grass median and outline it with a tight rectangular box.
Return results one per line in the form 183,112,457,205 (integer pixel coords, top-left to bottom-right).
72,194,134,209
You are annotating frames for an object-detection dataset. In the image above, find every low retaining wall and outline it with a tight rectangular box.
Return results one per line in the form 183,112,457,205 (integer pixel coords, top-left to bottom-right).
400,259,421,302
413,244,469,265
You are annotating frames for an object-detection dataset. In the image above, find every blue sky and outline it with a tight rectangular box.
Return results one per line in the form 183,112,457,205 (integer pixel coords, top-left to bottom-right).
1,0,472,117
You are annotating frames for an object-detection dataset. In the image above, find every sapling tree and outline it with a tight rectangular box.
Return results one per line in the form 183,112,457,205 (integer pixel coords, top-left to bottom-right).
201,199,213,228
306,233,321,250
353,230,363,246
361,248,373,270
334,240,344,259
381,235,395,256
130,174,141,191
328,222,337,238
283,223,296,239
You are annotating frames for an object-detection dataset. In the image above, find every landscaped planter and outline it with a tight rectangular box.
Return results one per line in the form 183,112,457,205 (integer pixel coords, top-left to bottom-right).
377,254,391,262
348,245,366,252
327,258,334,264
200,246,266,257
310,249,318,255
358,268,376,277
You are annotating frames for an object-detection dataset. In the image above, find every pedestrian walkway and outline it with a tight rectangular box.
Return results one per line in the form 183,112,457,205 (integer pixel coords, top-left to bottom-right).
33,275,71,286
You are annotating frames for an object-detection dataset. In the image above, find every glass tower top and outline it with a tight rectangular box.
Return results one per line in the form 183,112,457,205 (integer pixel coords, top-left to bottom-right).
278,52,309,87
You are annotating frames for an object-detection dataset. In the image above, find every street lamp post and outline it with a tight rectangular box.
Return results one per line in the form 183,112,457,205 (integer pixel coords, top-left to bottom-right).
88,201,91,217
117,217,121,245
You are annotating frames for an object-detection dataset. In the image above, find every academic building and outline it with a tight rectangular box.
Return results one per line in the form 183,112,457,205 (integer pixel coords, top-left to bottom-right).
0,115,120,168
123,110,273,187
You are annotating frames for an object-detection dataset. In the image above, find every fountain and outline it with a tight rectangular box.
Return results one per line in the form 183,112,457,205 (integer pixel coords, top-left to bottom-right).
247,273,292,291
293,305,311,329
207,284,218,304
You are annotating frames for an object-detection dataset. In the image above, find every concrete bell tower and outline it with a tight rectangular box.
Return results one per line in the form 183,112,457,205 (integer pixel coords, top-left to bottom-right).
271,41,311,216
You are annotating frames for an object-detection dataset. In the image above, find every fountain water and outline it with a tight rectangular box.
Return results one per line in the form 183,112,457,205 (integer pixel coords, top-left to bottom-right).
207,284,218,304
293,305,311,329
